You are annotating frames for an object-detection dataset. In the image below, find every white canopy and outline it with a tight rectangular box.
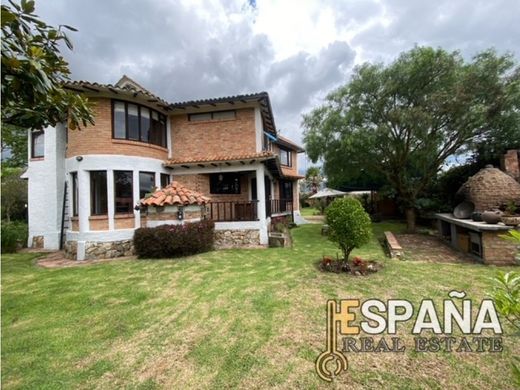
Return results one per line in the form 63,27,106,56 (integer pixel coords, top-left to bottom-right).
309,188,347,199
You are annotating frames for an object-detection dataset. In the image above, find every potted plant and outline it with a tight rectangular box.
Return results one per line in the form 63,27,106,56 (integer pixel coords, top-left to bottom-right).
502,201,520,227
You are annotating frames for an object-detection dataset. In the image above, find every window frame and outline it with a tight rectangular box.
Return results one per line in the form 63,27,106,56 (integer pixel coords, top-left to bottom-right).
139,171,156,199
279,147,292,167
71,172,78,217
160,173,171,188
90,171,108,216
114,170,134,214
111,99,167,148
209,173,241,194
31,130,45,158
188,110,236,122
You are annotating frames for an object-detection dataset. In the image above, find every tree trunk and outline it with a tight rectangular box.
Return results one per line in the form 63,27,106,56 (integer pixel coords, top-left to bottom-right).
405,208,416,233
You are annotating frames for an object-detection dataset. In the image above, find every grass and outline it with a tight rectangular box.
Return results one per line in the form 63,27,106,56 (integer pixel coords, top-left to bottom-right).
300,207,321,217
2,222,519,389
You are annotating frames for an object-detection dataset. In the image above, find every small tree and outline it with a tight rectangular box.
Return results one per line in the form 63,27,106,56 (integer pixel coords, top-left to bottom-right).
325,197,372,261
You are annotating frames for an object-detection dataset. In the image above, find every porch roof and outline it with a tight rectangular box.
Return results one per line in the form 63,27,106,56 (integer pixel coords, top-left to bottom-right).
164,151,276,168
140,181,210,207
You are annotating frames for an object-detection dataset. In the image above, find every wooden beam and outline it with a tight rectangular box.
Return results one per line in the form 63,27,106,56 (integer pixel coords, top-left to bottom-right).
181,165,190,169
225,162,232,166
249,160,256,164
211,163,218,167
228,101,235,105
198,164,205,168
240,161,245,165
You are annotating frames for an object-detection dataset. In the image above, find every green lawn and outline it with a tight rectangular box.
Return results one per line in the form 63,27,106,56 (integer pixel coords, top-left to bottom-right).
300,207,321,217
2,223,519,389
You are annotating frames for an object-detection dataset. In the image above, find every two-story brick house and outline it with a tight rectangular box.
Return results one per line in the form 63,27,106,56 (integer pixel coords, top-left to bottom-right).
26,76,304,259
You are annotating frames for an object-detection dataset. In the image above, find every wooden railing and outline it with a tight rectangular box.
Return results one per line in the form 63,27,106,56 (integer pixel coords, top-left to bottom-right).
206,201,259,222
268,199,293,216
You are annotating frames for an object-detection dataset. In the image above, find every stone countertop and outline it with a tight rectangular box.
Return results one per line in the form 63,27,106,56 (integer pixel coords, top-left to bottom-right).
436,213,514,232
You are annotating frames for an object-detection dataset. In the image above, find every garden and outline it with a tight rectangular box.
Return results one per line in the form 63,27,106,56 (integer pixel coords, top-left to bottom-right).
2,215,520,389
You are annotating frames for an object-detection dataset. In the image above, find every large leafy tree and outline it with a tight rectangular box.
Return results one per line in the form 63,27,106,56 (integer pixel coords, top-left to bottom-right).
1,0,94,131
303,47,520,232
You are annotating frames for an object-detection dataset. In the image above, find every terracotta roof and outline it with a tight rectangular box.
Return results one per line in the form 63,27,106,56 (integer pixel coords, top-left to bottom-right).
164,151,275,166
275,135,305,152
140,181,210,207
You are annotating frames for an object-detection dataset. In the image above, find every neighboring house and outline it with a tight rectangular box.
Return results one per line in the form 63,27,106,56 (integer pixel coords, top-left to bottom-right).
26,76,304,259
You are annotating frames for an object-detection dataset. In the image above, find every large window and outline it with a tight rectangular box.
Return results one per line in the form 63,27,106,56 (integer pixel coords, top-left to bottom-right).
31,130,44,158
189,110,236,122
279,147,292,167
160,173,170,188
90,171,108,215
210,173,241,194
71,172,78,217
139,172,156,199
280,180,293,200
112,100,167,147
114,171,133,214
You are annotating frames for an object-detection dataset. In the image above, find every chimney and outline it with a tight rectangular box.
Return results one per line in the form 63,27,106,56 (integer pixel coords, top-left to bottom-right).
500,149,520,181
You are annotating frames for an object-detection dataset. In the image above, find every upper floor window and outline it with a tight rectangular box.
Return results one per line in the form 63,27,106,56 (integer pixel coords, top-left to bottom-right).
112,100,167,148
189,110,236,122
279,147,292,167
31,130,44,158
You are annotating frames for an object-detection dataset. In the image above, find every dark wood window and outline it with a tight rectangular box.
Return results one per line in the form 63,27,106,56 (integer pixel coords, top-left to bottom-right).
160,173,170,188
114,171,133,214
90,171,108,215
188,110,236,122
279,147,292,167
210,173,241,194
112,100,167,147
31,130,44,158
139,171,155,199
71,172,78,217
280,180,293,200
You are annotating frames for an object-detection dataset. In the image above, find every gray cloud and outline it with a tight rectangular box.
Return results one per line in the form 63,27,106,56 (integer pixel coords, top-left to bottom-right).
34,0,520,172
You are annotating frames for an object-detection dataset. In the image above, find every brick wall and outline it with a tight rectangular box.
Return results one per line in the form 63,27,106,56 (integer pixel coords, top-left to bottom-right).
500,150,520,181
481,230,518,265
89,217,109,231
170,108,256,161
67,98,168,160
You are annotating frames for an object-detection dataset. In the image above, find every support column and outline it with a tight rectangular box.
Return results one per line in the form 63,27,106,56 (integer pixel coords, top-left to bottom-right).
255,165,268,245
77,169,90,261
107,169,115,231
133,170,141,228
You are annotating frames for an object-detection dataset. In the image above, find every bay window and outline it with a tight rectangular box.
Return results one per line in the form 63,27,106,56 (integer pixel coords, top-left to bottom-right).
112,100,167,147
114,171,133,214
139,172,156,199
90,171,108,215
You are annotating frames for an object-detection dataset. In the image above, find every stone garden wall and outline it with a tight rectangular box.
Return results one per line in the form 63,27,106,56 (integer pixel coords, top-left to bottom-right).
65,239,134,260
214,229,260,248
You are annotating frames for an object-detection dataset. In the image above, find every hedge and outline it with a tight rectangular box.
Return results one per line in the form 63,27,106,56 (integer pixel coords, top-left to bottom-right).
133,220,215,258
1,221,28,253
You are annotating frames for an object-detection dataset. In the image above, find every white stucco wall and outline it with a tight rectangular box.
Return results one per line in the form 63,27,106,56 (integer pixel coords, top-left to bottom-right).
27,124,67,249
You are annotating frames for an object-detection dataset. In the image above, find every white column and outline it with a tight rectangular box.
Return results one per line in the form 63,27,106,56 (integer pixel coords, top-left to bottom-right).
107,169,115,231
255,165,268,245
155,172,161,189
133,170,141,228
78,169,90,233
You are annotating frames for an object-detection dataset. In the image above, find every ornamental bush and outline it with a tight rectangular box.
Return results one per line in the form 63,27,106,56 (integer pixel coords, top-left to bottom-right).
1,221,28,253
133,220,215,259
325,197,372,261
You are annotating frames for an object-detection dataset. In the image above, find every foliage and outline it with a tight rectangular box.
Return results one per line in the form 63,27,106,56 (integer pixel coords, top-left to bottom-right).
304,166,323,194
1,166,27,222
325,197,372,261
500,230,520,245
488,271,520,332
303,47,520,232
1,124,27,167
133,220,215,258
1,220,28,253
1,0,94,130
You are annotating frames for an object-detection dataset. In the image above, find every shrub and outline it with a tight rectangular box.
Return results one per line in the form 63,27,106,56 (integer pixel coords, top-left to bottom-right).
1,221,28,253
325,197,372,261
133,220,215,259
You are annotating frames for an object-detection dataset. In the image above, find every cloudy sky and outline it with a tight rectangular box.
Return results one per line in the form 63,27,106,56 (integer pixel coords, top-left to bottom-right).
36,0,520,171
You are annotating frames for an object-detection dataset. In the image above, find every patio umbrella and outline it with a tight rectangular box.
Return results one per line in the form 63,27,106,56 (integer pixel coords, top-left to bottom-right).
309,188,347,199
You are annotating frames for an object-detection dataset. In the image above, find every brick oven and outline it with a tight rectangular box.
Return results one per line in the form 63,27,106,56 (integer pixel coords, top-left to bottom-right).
435,151,520,265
